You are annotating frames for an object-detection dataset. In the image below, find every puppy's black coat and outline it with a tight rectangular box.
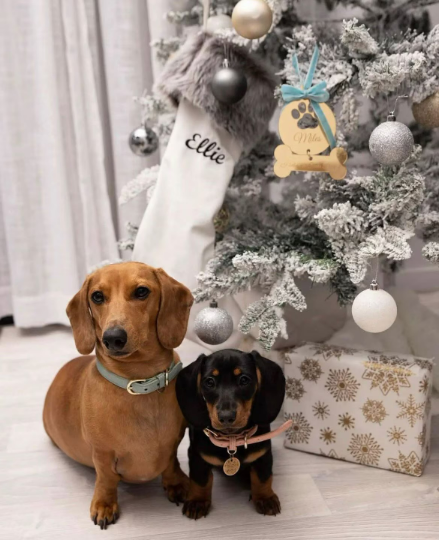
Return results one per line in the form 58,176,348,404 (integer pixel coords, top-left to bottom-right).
176,349,285,519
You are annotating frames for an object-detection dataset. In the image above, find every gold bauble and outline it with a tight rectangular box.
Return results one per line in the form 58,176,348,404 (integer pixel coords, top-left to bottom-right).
412,92,439,129
213,206,230,233
231,0,273,40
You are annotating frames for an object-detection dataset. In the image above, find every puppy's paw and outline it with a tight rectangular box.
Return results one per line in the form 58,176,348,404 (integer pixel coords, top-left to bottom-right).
90,497,119,529
182,499,211,520
253,493,281,516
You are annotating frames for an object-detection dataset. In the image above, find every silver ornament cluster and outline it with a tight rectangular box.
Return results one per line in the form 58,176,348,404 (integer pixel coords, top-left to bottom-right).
128,125,159,157
369,114,413,166
211,62,248,105
194,300,234,345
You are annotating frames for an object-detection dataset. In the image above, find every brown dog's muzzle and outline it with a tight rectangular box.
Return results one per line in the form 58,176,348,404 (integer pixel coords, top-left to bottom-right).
102,326,128,355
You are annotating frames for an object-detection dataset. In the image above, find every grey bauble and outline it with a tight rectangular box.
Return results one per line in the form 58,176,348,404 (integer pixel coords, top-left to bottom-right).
369,114,414,165
194,300,234,345
211,67,247,105
128,125,159,157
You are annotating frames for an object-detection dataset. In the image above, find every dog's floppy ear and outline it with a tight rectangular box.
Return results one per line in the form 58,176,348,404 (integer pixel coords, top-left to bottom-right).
250,350,286,425
176,354,210,429
66,276,95,355
154,268,194,350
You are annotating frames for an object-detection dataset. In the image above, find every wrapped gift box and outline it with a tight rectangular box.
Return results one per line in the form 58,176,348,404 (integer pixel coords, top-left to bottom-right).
284,343,434,476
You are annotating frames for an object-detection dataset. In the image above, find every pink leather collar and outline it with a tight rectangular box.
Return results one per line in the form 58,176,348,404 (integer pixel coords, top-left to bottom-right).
203,419,293,452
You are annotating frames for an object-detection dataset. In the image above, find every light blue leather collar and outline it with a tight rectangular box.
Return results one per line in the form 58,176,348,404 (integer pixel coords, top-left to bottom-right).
96,358,183,395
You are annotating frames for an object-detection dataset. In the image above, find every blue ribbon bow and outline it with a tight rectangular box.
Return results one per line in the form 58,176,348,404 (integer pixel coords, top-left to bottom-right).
281,46,336,150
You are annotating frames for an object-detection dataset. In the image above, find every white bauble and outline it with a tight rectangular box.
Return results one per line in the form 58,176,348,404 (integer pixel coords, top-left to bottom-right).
206,14,233,33
352,285,397,333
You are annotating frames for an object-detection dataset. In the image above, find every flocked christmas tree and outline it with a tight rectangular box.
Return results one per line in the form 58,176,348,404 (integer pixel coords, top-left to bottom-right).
121,0,439,349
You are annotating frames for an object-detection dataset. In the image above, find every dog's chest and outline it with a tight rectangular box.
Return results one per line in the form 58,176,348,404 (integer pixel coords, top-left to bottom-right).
88,385,185,483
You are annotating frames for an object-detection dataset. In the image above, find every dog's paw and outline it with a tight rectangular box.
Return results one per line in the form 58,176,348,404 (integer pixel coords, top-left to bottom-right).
182,499,211,520
90,498,119,530
291,101,319,129
253,493,281,516
164,479,189,505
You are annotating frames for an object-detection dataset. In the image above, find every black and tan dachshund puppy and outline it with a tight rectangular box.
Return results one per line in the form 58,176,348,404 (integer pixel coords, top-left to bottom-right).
176,349,286,519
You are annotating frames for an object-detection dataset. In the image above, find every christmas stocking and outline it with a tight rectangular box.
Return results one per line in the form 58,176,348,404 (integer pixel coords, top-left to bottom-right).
132,32,276,354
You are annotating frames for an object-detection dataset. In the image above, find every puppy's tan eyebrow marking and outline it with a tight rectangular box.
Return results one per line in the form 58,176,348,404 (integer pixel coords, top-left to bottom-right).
233,368,242,376
212,369,219,376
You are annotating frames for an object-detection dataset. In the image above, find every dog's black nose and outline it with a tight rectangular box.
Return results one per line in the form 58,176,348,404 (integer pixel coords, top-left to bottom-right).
103,326,127,352
218,410,236,425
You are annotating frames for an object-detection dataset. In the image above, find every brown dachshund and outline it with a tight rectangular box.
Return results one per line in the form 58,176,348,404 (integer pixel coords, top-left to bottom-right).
43,262,193,529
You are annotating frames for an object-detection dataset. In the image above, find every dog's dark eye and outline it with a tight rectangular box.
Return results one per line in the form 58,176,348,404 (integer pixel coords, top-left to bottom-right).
134,286,150,299
239,375,251,386
204,377,216,389
91,291,104,304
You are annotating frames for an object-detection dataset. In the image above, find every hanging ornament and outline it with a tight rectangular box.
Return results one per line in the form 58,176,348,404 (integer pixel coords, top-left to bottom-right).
352,280,397,333
412,92,439,129
274,46,348,181
232,0,273,40
213,205,230,233
206,14,233,33
194,300,234,345
211,59,247,105
369,100,414,166
128,125,159,157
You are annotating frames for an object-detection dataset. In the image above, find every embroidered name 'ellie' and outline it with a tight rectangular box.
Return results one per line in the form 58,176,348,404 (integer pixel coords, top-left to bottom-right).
185,134,226,164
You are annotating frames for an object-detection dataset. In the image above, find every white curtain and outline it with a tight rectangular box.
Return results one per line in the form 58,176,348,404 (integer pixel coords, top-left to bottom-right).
0,0,172,327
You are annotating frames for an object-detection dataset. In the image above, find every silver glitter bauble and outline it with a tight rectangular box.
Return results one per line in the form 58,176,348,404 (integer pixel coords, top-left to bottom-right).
194,300,234,345
128,125,159,157
412,92,439,129
369,114,414,165
211,67,247,105
232,0,273,40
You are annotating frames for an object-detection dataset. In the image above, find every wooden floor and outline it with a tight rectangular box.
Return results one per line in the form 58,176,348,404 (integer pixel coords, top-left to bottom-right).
1,325,439,540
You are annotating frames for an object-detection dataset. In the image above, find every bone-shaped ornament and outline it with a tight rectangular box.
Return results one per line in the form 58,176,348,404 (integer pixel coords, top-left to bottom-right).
274,144,348,180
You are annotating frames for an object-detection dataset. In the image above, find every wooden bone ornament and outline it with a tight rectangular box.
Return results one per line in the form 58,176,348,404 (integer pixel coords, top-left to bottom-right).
274,47,348,181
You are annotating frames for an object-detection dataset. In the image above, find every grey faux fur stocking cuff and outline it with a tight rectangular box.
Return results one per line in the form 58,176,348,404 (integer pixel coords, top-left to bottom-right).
156,32,277,150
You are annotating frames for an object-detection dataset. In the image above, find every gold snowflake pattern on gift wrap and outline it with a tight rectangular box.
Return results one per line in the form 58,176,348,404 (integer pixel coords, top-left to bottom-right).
361,399,388,425
414,358,434,372
313,401,330,420
325,368,360,402
285,377,306,401
388,451,423,477
310,344,356,361
285,413,313,444
300,358,323,382
362,355,414,396
417,424,427,447
320,428,336,445
426,396,432,417
396,394,425,428
419,374,430,394
338,413,355,430
348,434,384,466
387,427,407,446
320,448,345,460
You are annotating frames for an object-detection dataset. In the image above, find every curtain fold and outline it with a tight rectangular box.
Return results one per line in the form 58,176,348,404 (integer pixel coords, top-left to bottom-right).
0,0,122,326
0,0,185,327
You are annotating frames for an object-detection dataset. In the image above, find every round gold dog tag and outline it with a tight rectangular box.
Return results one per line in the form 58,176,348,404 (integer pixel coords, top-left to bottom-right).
223,456,240,476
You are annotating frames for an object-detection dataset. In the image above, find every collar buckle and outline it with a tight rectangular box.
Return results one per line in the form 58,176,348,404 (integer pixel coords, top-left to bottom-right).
126,379,148,395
